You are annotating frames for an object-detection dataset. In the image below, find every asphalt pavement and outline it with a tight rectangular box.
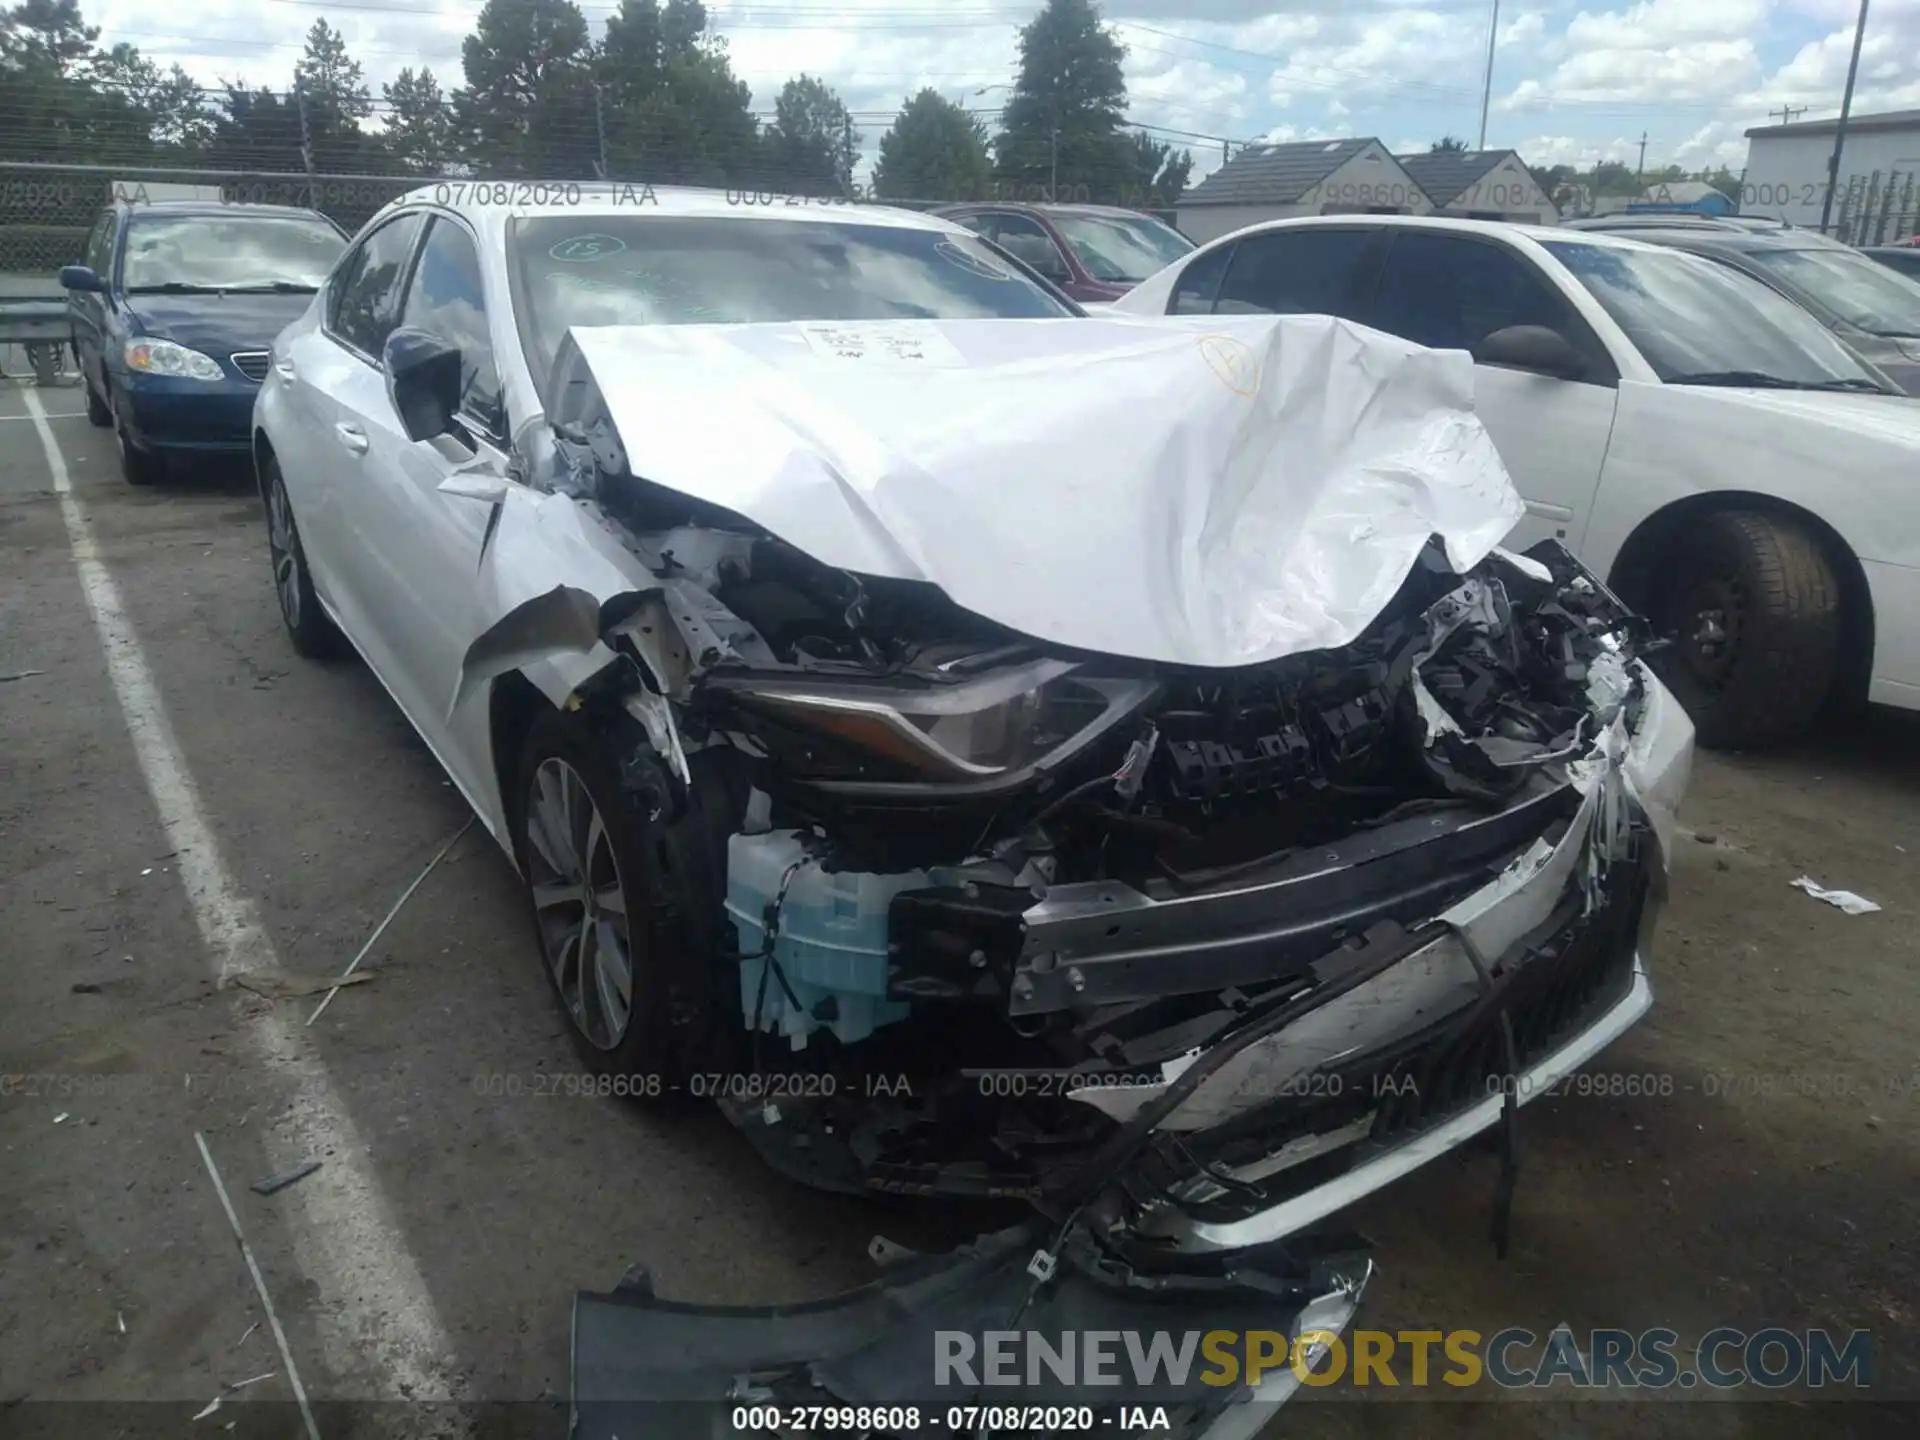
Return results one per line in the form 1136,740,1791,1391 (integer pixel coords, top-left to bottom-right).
2,372,1916,1439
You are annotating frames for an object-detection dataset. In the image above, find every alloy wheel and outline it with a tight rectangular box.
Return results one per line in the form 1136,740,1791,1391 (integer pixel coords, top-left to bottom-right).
267,477,302,631
525,757,635,1050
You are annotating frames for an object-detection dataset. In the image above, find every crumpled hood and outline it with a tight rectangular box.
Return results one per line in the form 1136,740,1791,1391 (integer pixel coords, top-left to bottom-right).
560,313,1524,669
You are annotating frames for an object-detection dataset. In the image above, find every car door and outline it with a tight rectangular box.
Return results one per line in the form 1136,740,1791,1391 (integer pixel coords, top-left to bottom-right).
70,209,117,382
339,212,511,804
279,210,427,680
1357,229,1621,551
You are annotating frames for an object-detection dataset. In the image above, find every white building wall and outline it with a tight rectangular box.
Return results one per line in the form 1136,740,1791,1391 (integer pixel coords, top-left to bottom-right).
1743,126,1920,226
1433,154,1558,223
1174,203,1302,245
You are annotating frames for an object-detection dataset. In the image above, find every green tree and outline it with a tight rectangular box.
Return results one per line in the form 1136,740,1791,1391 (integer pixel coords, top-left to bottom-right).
762,74,857,193
592,0,757,182
456,0,598,177
0,0,100,162
1430,135,1469,153
382,67,453,174
993,0,1133,202
207,83,306,172
1122,129,1190,208
872,89,991,201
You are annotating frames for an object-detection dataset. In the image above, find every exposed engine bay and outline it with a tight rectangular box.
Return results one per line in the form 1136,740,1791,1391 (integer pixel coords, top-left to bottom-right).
476,429,1682,1211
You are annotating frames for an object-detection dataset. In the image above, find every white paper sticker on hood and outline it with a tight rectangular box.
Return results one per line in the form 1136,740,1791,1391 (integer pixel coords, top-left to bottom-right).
564,313,1524,669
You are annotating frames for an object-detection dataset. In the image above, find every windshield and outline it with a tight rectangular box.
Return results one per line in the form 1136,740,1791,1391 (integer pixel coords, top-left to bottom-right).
509,215,1075,374
1048,212,1194,283
1743,246,1920,338
1544,240,1891,391
121,213,346,292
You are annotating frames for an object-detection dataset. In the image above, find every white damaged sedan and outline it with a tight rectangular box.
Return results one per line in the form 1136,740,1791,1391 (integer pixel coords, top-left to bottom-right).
253,186,1693,1433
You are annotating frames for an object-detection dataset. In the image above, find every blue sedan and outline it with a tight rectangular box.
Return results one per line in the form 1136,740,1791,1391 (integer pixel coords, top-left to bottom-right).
60,200,347,485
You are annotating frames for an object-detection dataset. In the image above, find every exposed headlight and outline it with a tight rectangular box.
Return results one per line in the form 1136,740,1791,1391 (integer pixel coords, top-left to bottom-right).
723,658,1158,781
124,338,225,381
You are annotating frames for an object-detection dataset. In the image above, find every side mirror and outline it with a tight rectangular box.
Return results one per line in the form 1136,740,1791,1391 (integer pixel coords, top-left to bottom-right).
1474,324,1588,380
59,265,104,292
383,326,463,443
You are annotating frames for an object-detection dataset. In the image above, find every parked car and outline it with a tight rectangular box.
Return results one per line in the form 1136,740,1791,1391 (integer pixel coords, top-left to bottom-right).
59,199,348,485
1863,245,1920,281
933,201,1193,302
1110,213,1920,748
1564,213,1920,394
254,186,1691,1423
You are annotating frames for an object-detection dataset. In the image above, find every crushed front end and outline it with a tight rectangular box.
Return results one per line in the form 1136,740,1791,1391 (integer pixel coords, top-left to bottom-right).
538,500,1689,1434
471,314,1693,1433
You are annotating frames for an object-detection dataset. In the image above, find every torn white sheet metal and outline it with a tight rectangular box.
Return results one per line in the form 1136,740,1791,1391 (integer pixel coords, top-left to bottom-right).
450,485,653,718
1791,876,1882,915
562,313,1524,669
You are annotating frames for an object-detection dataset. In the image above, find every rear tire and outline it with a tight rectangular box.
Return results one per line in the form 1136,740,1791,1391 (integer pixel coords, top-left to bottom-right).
510,707,738,1091
1651,509,1840,749
263,454,348,659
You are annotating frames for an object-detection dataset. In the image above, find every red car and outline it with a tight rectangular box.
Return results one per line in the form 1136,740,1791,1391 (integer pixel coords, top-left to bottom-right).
933,202,1195,303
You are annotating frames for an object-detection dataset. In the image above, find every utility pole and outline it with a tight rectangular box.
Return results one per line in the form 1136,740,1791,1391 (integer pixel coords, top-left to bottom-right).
1476,0,1500,150
1635,131,1648,187
294,79,316,200
1769,105,1808,126
1820,0,1871,234
1049,126,1059,201
592,84,609,181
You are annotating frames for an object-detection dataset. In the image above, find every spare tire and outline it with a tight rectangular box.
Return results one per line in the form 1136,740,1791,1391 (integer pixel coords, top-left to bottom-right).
1653,508,1840,749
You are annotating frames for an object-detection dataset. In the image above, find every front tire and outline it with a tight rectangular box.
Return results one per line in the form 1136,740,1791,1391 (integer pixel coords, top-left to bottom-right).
511,707,737,1090
114,398,165,486
1652,509,1840,749
264,454,347,659
83,367,112,426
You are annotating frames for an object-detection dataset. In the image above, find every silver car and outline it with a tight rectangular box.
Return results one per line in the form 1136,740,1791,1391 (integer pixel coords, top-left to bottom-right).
253,184,1692,1432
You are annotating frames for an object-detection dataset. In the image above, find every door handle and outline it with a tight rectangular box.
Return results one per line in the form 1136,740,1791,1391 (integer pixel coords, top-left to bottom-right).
334,422,369,455
275,356,296,379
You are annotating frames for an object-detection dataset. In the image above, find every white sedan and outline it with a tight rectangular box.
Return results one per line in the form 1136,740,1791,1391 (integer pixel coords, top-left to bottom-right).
1111,214,1920,748
252,185,1693,1419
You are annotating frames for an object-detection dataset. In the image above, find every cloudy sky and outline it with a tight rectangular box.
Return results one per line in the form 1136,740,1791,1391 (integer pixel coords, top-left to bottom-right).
85,0,1920,179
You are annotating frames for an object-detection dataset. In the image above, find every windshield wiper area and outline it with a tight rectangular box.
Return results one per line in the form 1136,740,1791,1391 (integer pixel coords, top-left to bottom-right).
223,281,321,293
126,282,229,294
1667,369,1888,393
126,280,319,295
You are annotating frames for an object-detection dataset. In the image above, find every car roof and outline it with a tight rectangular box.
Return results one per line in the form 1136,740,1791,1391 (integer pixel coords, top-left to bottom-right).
1563,216,1850,252
115,200,330,220
395,182,969,242
939,201,1166,220
1196,211,1659,253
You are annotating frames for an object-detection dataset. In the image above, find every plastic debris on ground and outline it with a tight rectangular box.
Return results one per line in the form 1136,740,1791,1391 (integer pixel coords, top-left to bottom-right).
1791,876,1883,915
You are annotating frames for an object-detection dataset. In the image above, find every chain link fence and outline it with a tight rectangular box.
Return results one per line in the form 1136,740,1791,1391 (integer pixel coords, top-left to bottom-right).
1832,168,1919,247
1,156,1180,282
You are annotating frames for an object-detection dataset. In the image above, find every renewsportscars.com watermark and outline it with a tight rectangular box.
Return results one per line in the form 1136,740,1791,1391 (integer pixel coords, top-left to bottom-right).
934,1326,1873,1393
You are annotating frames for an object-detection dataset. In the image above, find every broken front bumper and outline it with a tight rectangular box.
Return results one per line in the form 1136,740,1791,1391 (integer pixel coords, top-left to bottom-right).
572,1227,1373,1439
570,670,1692,1433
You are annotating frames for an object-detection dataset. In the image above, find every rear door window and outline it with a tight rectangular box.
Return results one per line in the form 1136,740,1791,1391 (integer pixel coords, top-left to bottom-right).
1211,228,1376,318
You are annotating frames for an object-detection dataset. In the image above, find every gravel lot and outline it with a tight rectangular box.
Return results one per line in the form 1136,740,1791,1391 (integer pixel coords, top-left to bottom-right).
2,373,1915,1438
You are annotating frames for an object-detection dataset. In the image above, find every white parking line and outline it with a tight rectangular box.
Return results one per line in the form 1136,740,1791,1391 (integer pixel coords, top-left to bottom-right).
20,388,460,1405
0,410,86,421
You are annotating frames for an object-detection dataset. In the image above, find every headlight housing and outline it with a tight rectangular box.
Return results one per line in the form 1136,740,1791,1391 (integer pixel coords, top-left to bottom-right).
124,338,225,381
718,658,1158,783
